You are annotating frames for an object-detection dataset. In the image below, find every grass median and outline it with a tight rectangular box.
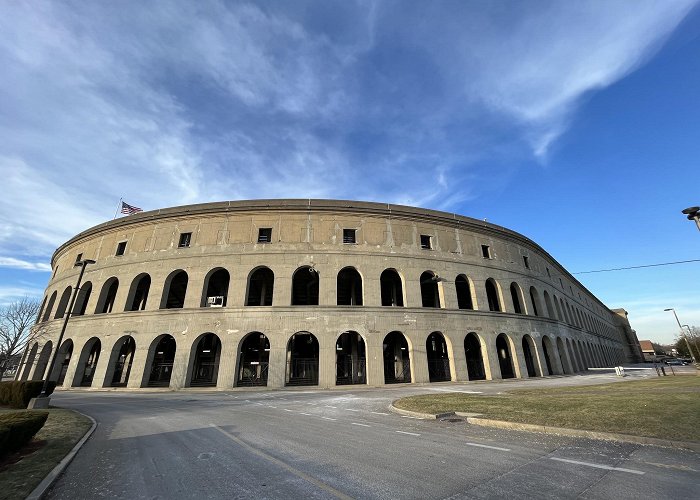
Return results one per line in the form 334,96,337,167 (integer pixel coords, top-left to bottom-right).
394,376,700,442
0,407,92,500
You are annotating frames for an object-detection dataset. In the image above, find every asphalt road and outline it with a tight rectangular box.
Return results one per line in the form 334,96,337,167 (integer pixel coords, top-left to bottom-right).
47,369,699,499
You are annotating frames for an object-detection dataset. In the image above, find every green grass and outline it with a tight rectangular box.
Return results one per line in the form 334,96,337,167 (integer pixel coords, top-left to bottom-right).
394,376,700,442
0,408,92,500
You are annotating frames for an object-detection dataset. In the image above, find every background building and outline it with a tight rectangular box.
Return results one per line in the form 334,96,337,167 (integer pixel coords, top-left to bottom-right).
17,199,638,390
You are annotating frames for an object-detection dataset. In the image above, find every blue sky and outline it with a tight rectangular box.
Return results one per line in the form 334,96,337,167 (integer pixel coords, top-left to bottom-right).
1,1,698,344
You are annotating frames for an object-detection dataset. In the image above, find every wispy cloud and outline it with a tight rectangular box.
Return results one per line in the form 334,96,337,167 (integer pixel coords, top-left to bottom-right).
0,257,51,272
0,0,696,268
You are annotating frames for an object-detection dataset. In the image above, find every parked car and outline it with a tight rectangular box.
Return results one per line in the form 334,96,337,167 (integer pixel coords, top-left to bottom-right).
664,359,685,366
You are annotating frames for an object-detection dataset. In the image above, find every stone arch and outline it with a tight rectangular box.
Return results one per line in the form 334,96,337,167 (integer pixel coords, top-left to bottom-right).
95,277,119,314
73,281,92,316
420,271,442,308
54,286,72,319
553,294,563,321
336,331,366,385
201,268,230,307
383,331,411,384
32,341,53,381
143,334,177,387
426,331,451,382
455,275,477,310
337,267,363,306
510,282,527,314
380,268,404,307
160,270,188,309
41,291,57,322
529,287,542,317
237,332,270,386
541,336,556,375
51,339,74,386
105,336,136,387
496,333,516,379
246,266,274,306
72,337,101,387
291,266,319,305
187,333,222,387
464,332,487,381
556,337,572,374
286,331,319,386
125,273,151,311
485,278,503,312
566,338,580,372
521,335,539,377
20,342,39,380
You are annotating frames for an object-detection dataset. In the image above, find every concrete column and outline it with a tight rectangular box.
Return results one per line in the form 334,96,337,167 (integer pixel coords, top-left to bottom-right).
410,332,429,383
266,344,286,388
365,340,384,386
216,335,238,389
273,277,292,307
449,332,468,382
485,336,502,380
92,338,117,387
442,281,458,310
511,336,526,379
364,276,381,307
318,268,334,306
184,271,206,309
129,341,152,388
170,334,192,389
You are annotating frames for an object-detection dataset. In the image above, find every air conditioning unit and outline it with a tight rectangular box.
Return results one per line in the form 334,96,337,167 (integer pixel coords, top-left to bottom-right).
207,296,224,307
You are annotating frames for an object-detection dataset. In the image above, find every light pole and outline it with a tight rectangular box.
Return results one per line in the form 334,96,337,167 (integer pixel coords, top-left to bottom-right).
35,259,96,402
681,206,700,232
664,308,698,364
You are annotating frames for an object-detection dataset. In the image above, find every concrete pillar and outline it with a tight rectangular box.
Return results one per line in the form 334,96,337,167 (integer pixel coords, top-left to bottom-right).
410,333,429,383
510,335,526,379
266,343,286,388
170,334,192,389
449,332,468,382
318,333,335,389
365,340,384,386
217,336,238,389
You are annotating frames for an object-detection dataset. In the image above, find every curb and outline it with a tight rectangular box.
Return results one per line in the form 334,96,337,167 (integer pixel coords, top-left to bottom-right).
26,410,98,500
389,404,700,452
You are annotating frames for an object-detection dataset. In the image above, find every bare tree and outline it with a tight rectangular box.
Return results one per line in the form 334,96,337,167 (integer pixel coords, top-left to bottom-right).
0,297,42,379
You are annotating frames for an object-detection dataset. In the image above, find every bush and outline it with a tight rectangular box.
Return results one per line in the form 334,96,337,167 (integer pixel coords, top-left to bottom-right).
0,381,56,408
0,410,49,458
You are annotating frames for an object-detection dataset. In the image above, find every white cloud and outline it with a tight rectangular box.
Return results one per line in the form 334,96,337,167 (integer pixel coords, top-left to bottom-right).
0,257,51,272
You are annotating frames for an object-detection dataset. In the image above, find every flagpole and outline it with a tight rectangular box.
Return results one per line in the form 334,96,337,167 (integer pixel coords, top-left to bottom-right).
113,198,122,219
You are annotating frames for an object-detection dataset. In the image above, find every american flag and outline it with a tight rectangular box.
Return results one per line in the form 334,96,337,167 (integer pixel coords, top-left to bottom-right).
121,201,143,215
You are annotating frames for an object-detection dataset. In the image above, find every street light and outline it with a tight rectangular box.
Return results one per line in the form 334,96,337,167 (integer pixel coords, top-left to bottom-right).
35,259,96,403
663,308,698,364
681,206,700,232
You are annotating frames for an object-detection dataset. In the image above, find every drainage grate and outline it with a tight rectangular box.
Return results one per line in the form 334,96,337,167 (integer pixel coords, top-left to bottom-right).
440,418,464,423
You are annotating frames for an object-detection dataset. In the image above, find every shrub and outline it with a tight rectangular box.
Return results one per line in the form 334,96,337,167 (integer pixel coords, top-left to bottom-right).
0,410,49,458
0,381,56,408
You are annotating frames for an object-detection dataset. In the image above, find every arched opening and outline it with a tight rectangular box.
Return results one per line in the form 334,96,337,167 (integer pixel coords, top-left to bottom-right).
543,291,554,319
37,296,47,323
464,333,486,381
553,295,563,321
189,333,221,387
161,271,188,309
337,267,363,305
73,281,92,316
54,286,72,319
420,271,441,308
95,277,119,314
147,335,177,387
426,332,451,382
380,269,404,306
510,283,525,314
455,275,474,310
291,266,319,305
125,274,150,311
237,332,270,386
286,332,319,386
486,279,502,312
20,343,39,380
52,340,74,386
32,341,53,381
529,287,541,317
246,267,274,306
41,292,57,322
541,336,555,375
201,269,230,307
73,338,101,387
108,336,136,387
383,331,411,384
522,335,537,377
566,339,579,372
336,331,366,385
496,334,515,379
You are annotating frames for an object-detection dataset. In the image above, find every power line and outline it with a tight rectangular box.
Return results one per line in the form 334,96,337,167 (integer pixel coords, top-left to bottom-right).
573,259,700,275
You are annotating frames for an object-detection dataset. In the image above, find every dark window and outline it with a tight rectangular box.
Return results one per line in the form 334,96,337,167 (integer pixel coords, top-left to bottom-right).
343,229,356,244
546,267,551,277
115,241,127,256
75,253,83,264
420,235,432,250
420,272,440,308
481,245,491,259
52,266,58,278
178,232,192,248
523,256,529,269
258,228,272,243
380,269,404,307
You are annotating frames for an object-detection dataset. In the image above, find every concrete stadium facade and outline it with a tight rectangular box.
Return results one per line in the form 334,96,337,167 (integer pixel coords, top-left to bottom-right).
18,199,641,390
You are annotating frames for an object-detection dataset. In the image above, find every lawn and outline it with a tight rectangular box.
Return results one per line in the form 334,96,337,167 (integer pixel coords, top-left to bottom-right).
0,408,92,500
394,376,700,442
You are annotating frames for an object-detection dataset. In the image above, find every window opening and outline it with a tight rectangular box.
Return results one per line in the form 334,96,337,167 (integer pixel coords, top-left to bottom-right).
343,229,356,244
115,241,127,256
420,234,432,249
257,228,272,243
523,256,529,269
75,253,83,264
178,232,192,248
481,245,491,259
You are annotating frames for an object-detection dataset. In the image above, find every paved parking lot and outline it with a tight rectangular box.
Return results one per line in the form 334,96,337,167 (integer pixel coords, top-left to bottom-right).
47,369,699,499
